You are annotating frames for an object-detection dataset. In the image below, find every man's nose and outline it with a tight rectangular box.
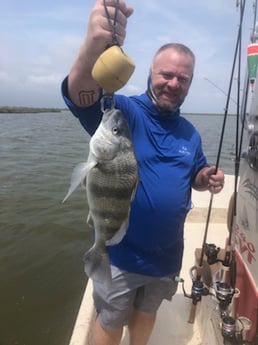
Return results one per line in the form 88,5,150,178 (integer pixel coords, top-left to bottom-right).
167,76,180,88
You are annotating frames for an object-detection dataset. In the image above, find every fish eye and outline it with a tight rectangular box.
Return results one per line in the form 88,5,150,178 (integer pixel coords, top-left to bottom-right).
112,126,119,135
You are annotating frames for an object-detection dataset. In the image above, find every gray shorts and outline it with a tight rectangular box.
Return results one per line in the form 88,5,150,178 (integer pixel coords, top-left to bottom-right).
92,265,179,330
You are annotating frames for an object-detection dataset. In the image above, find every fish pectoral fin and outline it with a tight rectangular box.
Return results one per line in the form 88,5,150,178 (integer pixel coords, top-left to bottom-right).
131,180,139,202
62,161,97,202
106,217,129,246
84,244,112,284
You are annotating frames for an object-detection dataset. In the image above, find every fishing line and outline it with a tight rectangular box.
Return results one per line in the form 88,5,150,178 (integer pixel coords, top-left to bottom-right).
103,0,120,46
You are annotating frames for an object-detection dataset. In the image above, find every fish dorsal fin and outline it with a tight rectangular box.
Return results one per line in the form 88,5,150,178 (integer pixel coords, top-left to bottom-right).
63,160,97,202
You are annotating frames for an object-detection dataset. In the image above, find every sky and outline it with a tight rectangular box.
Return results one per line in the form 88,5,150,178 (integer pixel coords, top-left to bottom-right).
0,0,256,113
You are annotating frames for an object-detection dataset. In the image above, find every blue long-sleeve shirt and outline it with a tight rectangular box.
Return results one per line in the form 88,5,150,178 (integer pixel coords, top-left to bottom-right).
62,77,208,276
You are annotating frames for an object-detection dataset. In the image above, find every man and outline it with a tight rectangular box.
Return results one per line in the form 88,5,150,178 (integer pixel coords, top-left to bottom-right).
62,1,225,344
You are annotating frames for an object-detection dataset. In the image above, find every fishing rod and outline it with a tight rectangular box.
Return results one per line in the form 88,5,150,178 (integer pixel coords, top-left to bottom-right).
216,0,246,276
217,3,246,326
224,0,258,299
184,2,258,342
185,0,247,325
221,3,258,344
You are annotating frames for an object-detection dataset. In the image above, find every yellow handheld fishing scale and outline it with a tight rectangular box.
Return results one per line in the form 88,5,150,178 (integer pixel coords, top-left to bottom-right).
91,0,135,94
92,45,135,94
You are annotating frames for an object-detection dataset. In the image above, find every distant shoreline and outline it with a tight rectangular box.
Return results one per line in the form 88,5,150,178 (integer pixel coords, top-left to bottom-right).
0,106,237,116
0,106,66,114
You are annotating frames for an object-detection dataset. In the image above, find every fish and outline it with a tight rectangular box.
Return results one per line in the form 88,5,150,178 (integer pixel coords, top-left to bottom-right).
63,107,138,283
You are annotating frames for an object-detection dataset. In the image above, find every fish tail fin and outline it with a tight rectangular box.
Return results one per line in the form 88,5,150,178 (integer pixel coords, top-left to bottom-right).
83,245,112,284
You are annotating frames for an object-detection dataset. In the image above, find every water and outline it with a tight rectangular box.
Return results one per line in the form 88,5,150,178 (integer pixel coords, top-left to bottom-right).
0,111,248,345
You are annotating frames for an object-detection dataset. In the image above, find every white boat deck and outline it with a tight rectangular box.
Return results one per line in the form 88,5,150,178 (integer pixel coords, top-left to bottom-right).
128,222,228,345
69,175,235,345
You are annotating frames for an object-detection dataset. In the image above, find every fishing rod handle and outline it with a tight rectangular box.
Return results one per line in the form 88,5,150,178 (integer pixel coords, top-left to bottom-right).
188,302,197,324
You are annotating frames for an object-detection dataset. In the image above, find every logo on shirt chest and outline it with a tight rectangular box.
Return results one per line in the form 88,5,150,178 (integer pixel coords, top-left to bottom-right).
179,145,191,156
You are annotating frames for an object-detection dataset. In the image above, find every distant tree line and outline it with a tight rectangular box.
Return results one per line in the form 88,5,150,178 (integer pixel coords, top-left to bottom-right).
0,106,65,113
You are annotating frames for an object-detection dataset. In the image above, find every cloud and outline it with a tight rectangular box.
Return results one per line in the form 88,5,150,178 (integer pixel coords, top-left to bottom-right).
0,0,255,112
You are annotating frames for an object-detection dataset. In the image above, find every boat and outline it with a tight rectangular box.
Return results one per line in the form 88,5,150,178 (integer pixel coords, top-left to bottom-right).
68,176,235,345
68,2,258,344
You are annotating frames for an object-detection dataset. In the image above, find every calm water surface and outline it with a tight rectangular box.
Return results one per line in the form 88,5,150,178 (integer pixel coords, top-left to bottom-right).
0,111,248,345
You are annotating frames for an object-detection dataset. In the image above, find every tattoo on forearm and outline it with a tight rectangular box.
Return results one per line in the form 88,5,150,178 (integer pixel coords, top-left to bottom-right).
79,90,95,106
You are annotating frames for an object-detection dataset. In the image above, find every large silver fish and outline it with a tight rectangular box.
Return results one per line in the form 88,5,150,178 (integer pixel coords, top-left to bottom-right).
63,107,138,283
